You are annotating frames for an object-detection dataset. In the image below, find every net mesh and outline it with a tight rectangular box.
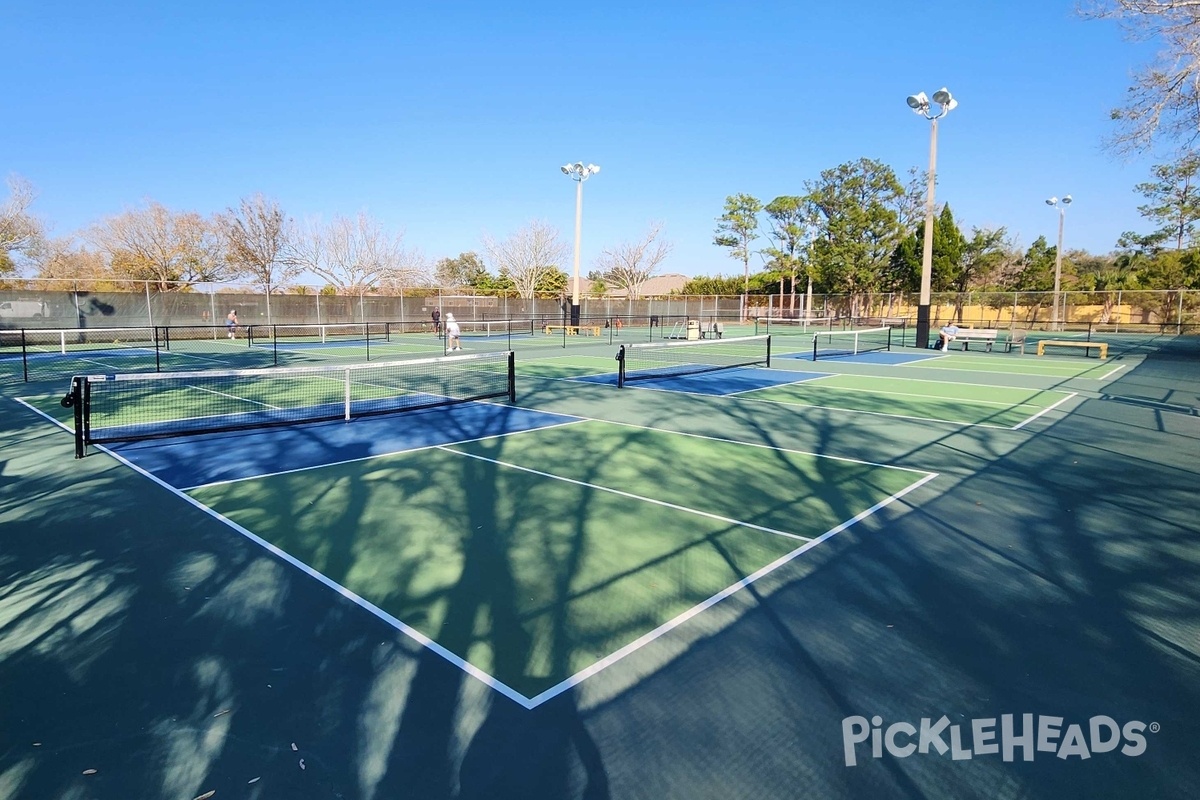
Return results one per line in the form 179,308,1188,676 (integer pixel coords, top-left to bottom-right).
618,335,771,386
812,327,892,360
755,317,835,335
71,351,515,451
246,322,392,346
455,319,536,337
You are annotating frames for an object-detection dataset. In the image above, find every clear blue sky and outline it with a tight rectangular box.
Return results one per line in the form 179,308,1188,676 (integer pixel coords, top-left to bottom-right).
4,0,1163,281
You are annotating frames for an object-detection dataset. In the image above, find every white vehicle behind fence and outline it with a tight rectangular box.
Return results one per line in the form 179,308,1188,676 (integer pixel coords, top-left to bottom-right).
0,300,49,320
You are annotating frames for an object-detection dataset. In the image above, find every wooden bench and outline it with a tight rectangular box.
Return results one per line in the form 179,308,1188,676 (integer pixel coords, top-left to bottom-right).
952,328,999,351
1036,340,1108,358
543,324,602,336
700,322,724,339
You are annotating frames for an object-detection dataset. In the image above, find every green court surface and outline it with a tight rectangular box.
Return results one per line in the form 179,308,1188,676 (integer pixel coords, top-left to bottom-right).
513,354,617,378
747,373,1073,427
902,351,1122,379
2,333,1198,800
188,421,927,700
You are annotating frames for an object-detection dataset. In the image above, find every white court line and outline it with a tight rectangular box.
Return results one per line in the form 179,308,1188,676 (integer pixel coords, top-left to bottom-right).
17,394,940,709
771,381,1059,410
523,470,940,707
549,412,936,475
184,383,281,409
439,447,813,542
1011,392,1078,431
723,372,835,396
88,438,539,709
1098,363,1127,381
622,380,1019,430
183,416,590,491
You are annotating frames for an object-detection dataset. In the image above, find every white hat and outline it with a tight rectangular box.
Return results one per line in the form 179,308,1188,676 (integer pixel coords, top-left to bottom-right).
446,313,455,321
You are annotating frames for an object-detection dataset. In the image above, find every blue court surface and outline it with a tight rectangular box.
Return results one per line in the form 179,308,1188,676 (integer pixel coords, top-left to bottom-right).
577,367,827,395
109,402,578,489
777,349,933,365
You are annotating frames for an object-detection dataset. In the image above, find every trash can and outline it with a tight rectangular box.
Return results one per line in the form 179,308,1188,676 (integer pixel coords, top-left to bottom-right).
686,319,701,340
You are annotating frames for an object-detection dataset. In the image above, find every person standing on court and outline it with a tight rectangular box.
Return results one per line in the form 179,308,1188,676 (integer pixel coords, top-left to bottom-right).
432,307,441,336
445,313,462,351
225,309,239,339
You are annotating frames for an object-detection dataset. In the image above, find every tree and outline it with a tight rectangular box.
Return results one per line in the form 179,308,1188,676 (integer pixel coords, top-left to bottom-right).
594,222,673,299
713,194,763,316
1081,1,1200,153
434,252,490,287
219,194,301,319
1134,151,1200,249
806,158,907,310
482,220,568,299
958,227,1014,292
679,275,746,295
34,241,115,290
0,176,46,277
91,201,227,290
292,211,417,293
763,196,815,315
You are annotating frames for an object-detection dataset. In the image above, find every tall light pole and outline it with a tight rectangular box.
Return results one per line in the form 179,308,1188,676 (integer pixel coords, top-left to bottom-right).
561,161,600,326
1045,195,1072,331
906,88,957,349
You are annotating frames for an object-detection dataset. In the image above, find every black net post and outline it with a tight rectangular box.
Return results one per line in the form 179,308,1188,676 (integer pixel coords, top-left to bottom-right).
154,326,161,372
616,345,627,387
507,351,516,402
21,329,28,383
71,376,86,459
766,335,772,368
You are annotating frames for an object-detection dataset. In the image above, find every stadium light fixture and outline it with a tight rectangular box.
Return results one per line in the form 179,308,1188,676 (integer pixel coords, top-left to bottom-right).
1046,194,1073,331
906,86,957,349
561,162,600,326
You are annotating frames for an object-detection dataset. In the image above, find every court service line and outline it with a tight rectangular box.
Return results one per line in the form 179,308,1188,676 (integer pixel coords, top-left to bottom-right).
1098,363,1127,381
183,416,591,491
525,470,940,707
722,372,835,396
542,410,939,475
618,381,1018,430
184,383,281,409
443,447,811,543
776,382,1057,409
1011,392,1078,431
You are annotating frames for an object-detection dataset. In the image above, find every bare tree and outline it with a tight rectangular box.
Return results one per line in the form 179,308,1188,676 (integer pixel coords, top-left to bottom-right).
219,194,300,320
291,212,429,294
594,222,673,299
482,220,568,299
1081,1,1200,153
1,175,47,276
90,200,227,290
35,240,114,289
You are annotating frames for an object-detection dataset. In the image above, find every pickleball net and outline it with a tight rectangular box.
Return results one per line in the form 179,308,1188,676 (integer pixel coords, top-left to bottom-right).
754,317,835,336
67,351,516,457
811,327,892,360
616,335,771,387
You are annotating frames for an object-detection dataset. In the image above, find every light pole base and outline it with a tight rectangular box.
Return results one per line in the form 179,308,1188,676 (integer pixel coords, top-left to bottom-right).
570,304,581,327
915,304,932,349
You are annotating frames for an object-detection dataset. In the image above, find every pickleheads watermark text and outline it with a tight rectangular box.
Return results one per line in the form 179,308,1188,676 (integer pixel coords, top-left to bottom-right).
841,714,1158,767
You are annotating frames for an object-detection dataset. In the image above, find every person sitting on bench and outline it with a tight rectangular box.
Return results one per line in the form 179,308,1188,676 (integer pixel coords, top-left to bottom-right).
936,323,960,351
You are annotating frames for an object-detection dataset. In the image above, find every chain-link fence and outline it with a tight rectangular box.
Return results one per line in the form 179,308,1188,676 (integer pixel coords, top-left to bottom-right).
1,280,1197,333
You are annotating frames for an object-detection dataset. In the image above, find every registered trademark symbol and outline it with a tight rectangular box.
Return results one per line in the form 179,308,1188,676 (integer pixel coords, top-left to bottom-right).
1149,722,1161,733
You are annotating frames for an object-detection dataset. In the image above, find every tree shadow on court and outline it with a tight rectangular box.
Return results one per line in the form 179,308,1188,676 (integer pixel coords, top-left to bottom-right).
3,338,1198,799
